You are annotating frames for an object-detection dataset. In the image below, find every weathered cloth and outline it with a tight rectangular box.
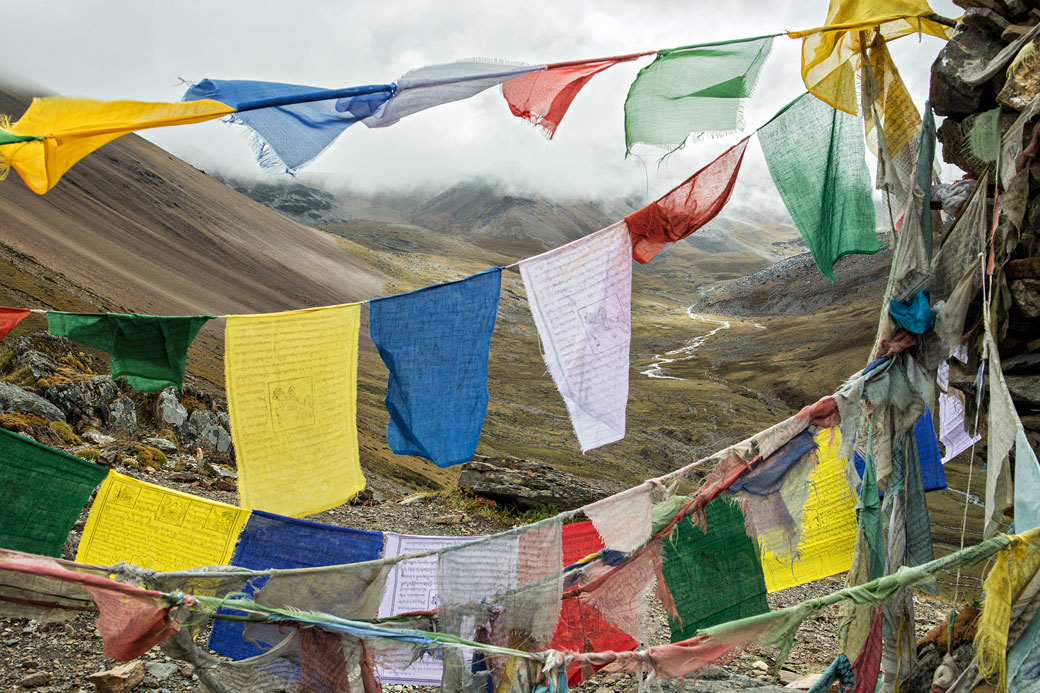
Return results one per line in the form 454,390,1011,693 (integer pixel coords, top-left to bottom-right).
369,268,501,467
0,428,107,557
0,307,29,341
624,36,773,153
0,96,234,194
519,223,632,452
985,333,1018,538
208,510,383,661
938,360,980,463
225,303,365,517
807,653,855,692
758,93,881,281
888,291,935,334
75,471,248,572
48,311,212,393
854,406,947,492
625,137,750,263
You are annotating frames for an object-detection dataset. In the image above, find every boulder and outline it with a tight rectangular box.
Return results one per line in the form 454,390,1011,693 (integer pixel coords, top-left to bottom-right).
88,660,146,693
930,27,1005,116
43,376,118,429
155,386,188,430
998,37,1040,110
82,429,115,446
1011,278,1040,318
457,456,608,511
106,397,137,438
182,409,232,454
143,436,178,453
1006,375,1040,406
963,6,1012,34
0,381,66,422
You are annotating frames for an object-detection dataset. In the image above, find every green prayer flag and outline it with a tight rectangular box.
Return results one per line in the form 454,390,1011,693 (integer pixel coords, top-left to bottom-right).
661,497,769,642
0,428,107,556
48,312,213,393
758,93,881,282
968,107,1001,165
624,36,774,154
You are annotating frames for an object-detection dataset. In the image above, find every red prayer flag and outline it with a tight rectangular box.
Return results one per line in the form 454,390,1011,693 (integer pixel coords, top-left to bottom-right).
625,137,751,264
502,60,626,138
0,307,30,341
552,521,638,685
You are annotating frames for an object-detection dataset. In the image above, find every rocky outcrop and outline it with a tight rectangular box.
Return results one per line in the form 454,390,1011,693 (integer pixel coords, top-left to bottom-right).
0,380,66,422
43,376,120,431
181,409,232,454
457,455,608,510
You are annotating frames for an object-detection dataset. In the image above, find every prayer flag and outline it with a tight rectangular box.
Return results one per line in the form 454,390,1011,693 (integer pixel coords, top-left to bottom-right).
0,307,30,341
863,36,922,162
182,79,392,172
854,407,947,492
0,428,107,557
789,0,953,115
758,93,881,281
938,361,980,463
519,222,632,452
47,311,212,393
208,510,384,661
76,471,248,571
661,497,769,641
759,429,858,592
368,268,501,467
626,137,750,263
624,37,773,154
0,97,234,194
502,59,628,138
225,303,365,517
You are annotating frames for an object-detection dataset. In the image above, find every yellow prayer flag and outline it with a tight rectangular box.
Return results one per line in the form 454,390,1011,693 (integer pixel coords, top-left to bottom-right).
864,36,921,157
760,428,858,592
0,97,234,194
76,471,249,572
789,0,953,114
225,303,365,517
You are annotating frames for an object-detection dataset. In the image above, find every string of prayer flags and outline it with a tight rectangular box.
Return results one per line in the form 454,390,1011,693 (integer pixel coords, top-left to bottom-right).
47,311,212,393
224,303,364,517
368,268,501,467
0,96,234,194
182,80,393,172
208,510,384,661
501,58,637,139
758,93,881,282
519,222,632,452
75,471,248,571
626,137,751,263
758,429,858,593
660,497,769,642
788,0,953,115
0,428,107,557
624,36,773,154
0,307,30,341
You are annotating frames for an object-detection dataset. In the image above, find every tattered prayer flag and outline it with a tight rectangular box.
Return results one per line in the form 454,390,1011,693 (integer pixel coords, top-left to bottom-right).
47,312,212,393
863,37,922,160
519,223,632,452
209,510,384,661
759,429,858,593
502,60,628,138
913,406,946,491
661,497,769,642
76,471,248,571
939,361,980,463
624,36,773,154
182,79,392,172
626,137,750,263
758,93,881,281
553,521,638,685
0,428,107,557
225,303,364,517
789,0,953,115
0,97,234,194
368,268,501,467
0,307,29,341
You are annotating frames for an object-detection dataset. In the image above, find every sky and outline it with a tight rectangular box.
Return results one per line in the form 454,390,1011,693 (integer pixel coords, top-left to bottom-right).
0,0,961,209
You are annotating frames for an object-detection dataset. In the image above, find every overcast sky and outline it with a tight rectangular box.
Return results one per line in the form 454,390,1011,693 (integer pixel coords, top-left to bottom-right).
0,0,960,207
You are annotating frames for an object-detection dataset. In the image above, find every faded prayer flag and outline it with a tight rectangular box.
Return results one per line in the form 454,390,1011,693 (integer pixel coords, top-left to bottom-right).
0,97,234,194
854,407,947,493
182,79,392,172
624,36,773,154
502,60,629,138
0,308,30,341
0,428,107,557
759,429,858,592
661,497,769,641
519,222,632,452
208,510,384,661
626,137,750,263
48,311,212,393
758,93,881,281
368,268,501,467
225,303,365,517
939,359,980,463
76,471,248,571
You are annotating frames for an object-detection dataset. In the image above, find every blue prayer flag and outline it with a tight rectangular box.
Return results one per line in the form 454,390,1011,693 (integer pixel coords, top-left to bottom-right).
854,405,946,493
369,268,501,467
208,510,384,660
